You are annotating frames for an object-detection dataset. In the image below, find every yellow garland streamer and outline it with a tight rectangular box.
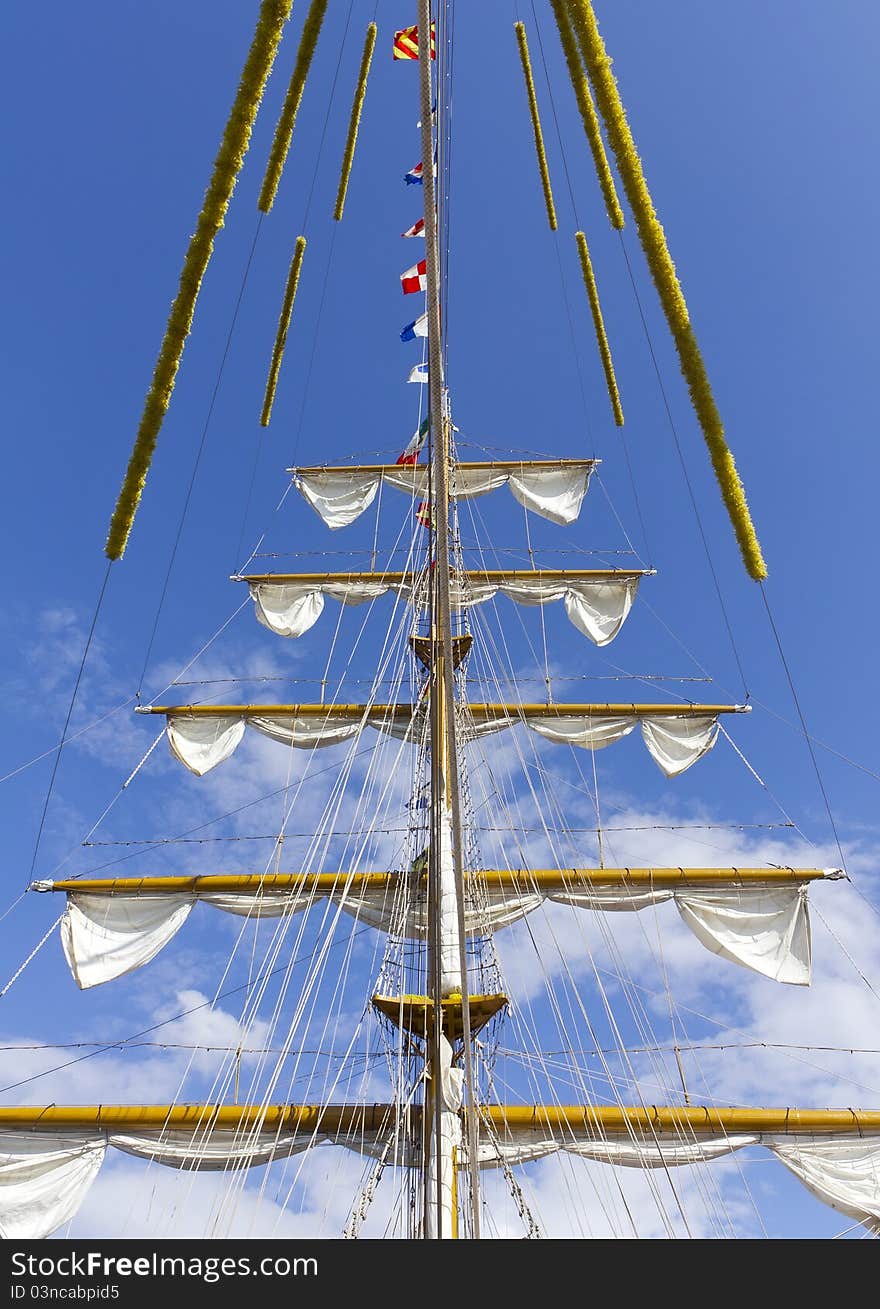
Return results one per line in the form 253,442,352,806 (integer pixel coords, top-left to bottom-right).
548,0,623,230
105,0,292,562
333,23,377,222
565,0,767,580
575,231,624,426
258,0,330,214
514,22,558,232
260,236,307,427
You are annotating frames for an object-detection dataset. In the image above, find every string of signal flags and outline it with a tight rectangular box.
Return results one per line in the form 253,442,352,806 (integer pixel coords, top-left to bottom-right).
393,20,433,527
103,0,765,582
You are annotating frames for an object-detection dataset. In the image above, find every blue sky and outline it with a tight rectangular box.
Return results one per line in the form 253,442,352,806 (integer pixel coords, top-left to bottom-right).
1,1,879,1239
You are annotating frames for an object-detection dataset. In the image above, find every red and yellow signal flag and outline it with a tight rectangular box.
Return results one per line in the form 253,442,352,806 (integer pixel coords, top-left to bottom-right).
393,23,435,60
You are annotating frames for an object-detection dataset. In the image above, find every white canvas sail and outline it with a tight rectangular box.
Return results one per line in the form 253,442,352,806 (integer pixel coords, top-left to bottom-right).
2,1121,878,1240
158,706,732,778
49,877,812,989
293,461,594,528
247,572,642,646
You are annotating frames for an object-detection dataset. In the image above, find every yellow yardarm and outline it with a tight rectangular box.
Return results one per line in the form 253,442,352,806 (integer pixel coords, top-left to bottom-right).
260,236,307,427
105,0,292,561
514,23,557,231
259,0,330,214
334,24,377,222
565,0,767,580
548,0,623,230
575,232,623,426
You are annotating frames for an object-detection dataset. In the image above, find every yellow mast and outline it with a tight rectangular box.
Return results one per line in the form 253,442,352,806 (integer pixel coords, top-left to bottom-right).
289,458,596,473
0,1104,876,1135
237,567,652,582
141,703,748,716
45,868,834,894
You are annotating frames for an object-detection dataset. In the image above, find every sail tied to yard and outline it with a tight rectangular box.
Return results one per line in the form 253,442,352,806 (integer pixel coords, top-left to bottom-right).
34,868,833,989
1,1109,878,1240
292,459,595,527
147,703,743,778
8,0,876,1245
244,569,647,646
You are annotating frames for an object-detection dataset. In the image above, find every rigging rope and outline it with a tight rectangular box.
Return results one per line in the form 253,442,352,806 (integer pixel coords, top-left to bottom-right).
136,218,264,697
234,0,354,572
27,561,112,884
616,234,751,700
0,913,64,998
524,0,648,560
565,0,767,581
760,584,848,872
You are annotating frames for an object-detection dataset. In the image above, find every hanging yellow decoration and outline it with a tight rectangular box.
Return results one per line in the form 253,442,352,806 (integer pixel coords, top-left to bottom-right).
260,236,307,427
333,23,377,222
565,0,767,580
575,232,624,426
513,22,558,232
258,0,330,214
548,0,623,230
104,0,293,562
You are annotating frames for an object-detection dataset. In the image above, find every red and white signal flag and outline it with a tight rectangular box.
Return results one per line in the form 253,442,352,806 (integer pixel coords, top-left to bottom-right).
400,259,427,294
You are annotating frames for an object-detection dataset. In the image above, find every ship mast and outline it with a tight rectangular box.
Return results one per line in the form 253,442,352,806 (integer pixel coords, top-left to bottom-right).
9,4,880,1245
417,0,481,1239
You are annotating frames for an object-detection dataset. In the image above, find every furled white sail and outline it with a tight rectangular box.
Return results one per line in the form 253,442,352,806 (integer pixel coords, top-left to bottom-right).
293,462,593,529
549,882,812,985
249,575,640,646
162,708,724,778
426,1036,463,1240
640,715,719,777
767,1136,880,1233
61,892,194,990
0,1133,106,1241
478,1132,880,1233
0,1127,391,1240
3,1124,879,1239
674,885,811,985
294,470,380,528
167,715,246,775
250,580,389,639
53,880,811,989
524,712,720,777
475,1131,760,1169
165,711,419,776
